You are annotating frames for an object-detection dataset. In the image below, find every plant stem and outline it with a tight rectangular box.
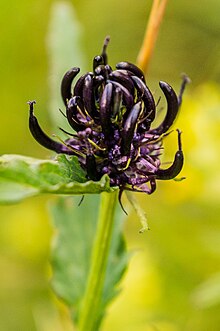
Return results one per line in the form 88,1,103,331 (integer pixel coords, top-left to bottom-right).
136,0,168,73
78,190,118,331
125,191,150,233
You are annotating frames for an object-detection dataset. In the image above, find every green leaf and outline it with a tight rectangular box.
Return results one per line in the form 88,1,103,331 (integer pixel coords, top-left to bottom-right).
0,154,116,204
50,195,128,325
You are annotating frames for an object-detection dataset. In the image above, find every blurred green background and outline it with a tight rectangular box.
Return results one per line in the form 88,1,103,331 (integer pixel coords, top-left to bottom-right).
1,0,220,330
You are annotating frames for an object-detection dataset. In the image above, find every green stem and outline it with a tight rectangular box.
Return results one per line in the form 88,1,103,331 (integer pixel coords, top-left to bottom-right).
78,190,118,331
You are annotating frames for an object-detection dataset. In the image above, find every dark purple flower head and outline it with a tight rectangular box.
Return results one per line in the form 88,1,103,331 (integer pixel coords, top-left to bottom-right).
28,36,188,201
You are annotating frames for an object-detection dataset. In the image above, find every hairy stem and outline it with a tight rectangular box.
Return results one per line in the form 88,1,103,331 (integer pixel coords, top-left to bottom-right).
78,190,118,331
136,0,168,73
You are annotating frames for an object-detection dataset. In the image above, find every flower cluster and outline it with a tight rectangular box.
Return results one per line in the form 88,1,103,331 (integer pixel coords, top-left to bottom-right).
28,37,187,199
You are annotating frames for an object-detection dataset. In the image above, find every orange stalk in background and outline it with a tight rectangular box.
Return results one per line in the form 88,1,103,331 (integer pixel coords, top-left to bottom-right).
137,0,168,74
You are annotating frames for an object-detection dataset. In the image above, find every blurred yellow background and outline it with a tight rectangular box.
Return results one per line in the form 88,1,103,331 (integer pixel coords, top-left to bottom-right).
1,1,220,330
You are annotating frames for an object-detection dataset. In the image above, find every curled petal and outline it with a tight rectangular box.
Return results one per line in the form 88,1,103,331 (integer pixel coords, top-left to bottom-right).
109,70,134,93
66,97,86,132
121,101,142,155
110,81,133,109
114,68,141,78
93,75,105,108
83,74,99,118
95,64,112,79
28,101,74,155
150,81,179,135
131,75,156,124
93,74,104,87
73,73,91,98
93,55,104,71
116,61,145,82
112,86,123,117
61,67,80,105
100,82,113,138
156,130,184,180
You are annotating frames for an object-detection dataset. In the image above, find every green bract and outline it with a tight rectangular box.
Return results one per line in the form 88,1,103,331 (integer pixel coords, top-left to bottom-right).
0,154,117,204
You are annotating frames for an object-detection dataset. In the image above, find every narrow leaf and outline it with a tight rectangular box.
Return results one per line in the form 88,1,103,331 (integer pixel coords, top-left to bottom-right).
50,196,128,325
